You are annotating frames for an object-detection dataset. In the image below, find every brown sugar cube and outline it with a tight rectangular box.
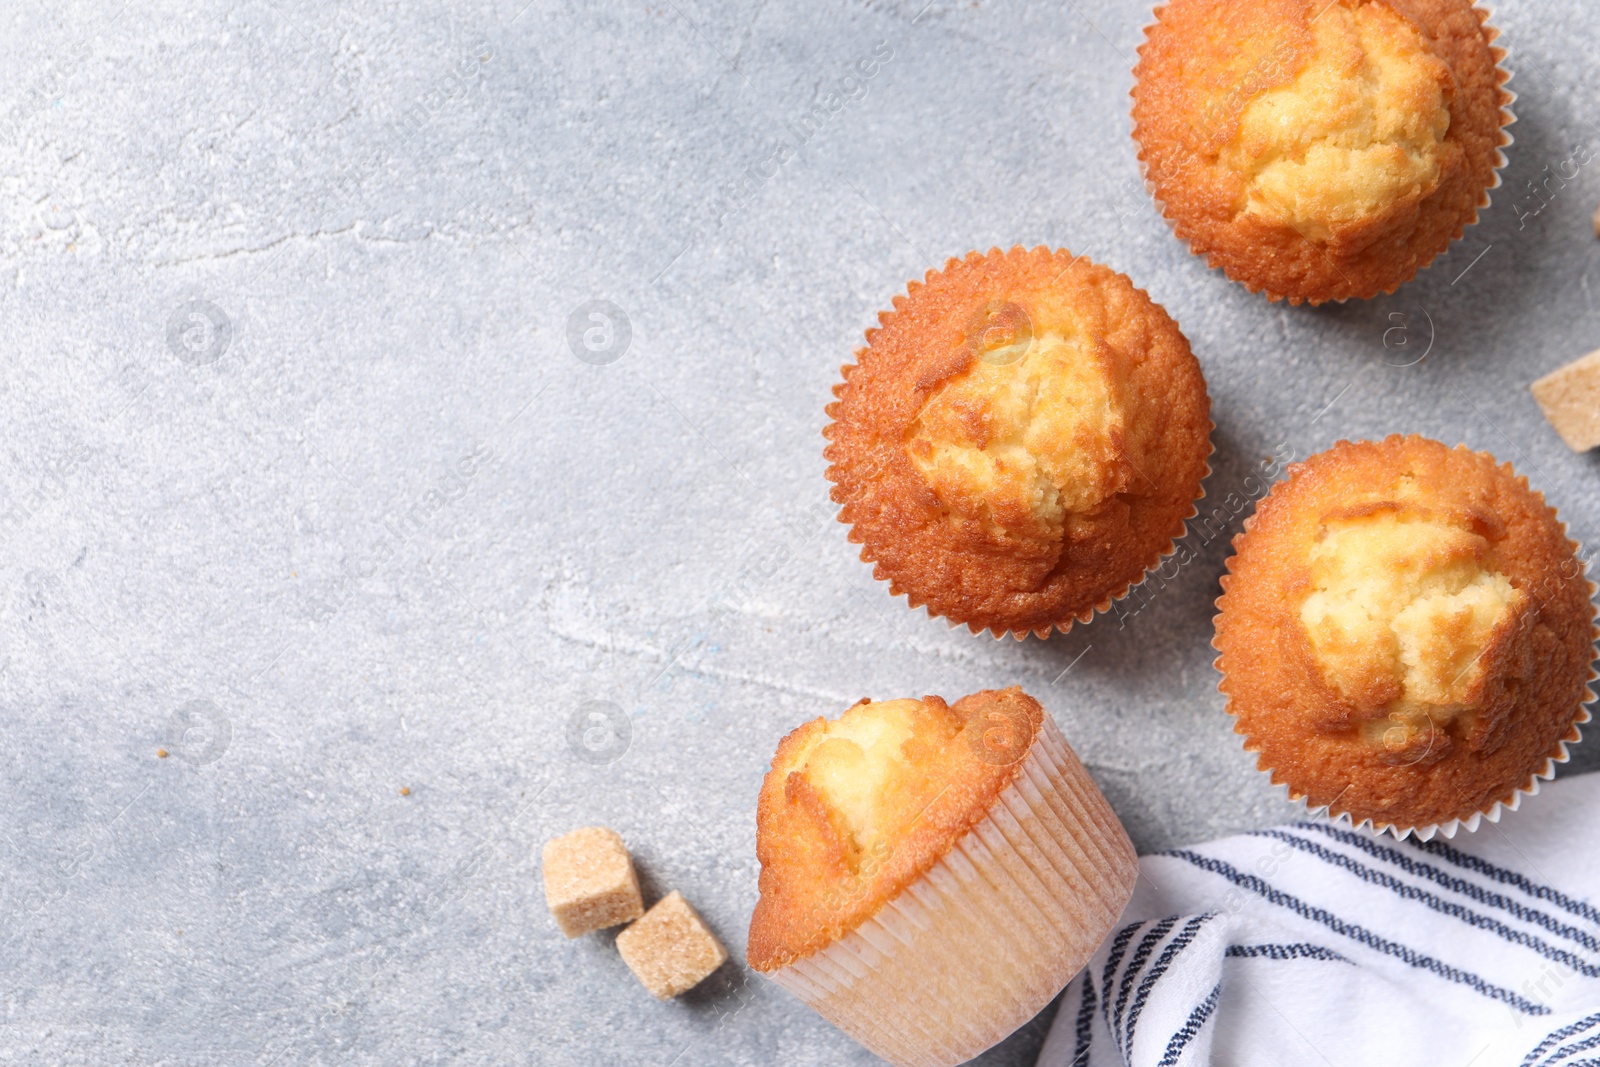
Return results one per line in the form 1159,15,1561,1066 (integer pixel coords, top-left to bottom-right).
1532,348,1600,453
542,827,644,938
615,891,727,999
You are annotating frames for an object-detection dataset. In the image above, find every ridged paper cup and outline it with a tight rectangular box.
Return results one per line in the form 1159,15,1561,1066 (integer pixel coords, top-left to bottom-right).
1274,706,1589,842
764,715,1138,1067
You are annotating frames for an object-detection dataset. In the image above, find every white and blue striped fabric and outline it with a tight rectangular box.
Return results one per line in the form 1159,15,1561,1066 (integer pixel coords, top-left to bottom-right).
1037,771,1600,1067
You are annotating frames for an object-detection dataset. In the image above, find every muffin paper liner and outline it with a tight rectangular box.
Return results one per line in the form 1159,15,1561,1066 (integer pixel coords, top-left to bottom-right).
1282,704,1590,842
1131,2,1517,305
1485,7,1516,207
764,715,1138,1067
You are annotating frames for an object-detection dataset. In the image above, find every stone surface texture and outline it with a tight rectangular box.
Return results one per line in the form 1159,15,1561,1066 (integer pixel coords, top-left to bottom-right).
1,1,1597,1064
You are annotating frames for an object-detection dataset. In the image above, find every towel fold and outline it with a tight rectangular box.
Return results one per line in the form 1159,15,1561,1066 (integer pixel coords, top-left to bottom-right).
1037,771,1600,1067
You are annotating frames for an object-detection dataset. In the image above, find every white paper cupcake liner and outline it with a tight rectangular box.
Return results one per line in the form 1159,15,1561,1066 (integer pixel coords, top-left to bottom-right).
1304,690,1595,843
1482,5,1516,211
764,715,1138,1067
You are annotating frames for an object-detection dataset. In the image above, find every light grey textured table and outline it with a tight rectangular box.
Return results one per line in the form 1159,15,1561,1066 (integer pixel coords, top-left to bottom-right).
4,1,1599,1064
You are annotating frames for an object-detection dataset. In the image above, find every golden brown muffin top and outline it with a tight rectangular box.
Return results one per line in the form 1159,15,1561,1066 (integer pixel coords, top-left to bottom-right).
747,688,1043,971
824,247,1211,637
1133,0,1511,305
1215,436,1597,831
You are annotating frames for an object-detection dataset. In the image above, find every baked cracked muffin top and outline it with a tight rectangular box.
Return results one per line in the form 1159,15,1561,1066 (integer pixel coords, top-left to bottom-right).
1215,436,1596,832
1133,0,1512,305
747,688,1044,971
824,247,1211,637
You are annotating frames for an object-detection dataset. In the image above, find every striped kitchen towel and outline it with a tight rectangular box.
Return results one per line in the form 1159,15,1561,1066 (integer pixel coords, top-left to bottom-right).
1037,770,1600,1067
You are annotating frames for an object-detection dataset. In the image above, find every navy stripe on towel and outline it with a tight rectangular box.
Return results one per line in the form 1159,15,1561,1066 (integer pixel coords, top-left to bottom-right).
1226,943,1350,963
1410,836,1600,929
1546,1029,1600,1067
1524,1012,1600,1067
1124,916,1213,1056
1071,974,1097,1067
1110,919,1180,1050
1100,921,1142,1006
1166,849,1550,1015
1258,829,1600,977
1156,980,1221,1067
1295,822,1600,956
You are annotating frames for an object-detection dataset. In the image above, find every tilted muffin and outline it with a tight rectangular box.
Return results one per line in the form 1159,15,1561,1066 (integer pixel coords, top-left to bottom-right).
824,247,1212,637
1215,436,1597,838
1132,0,1513,305
748,688,1137,1067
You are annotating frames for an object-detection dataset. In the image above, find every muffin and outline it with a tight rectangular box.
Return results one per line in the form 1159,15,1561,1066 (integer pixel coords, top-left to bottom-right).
824,247,1212,638
1214,436,1596,837
1132,0,1513,305
748,687,1137,1067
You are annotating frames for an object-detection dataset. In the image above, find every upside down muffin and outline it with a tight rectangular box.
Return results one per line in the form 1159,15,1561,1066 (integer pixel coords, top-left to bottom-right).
824,247,1212,638
748,688,1137,1067
1214,436,1597,838
1132,0,1513,305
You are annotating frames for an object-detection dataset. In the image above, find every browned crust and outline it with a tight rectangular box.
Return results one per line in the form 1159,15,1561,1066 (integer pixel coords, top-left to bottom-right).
1214,436,1598,831
747,688,1045,971
823,246,1213,638
1131,0,1514,305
